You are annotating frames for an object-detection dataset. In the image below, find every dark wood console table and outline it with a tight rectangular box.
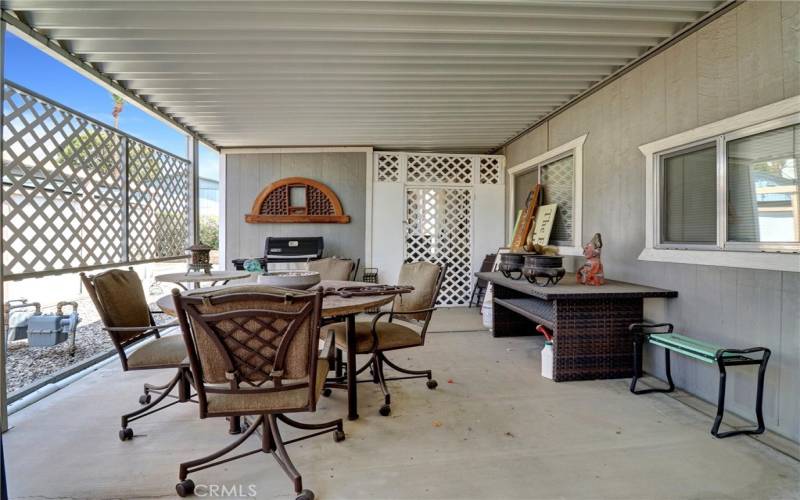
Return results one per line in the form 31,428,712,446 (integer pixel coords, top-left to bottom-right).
477,272,677,382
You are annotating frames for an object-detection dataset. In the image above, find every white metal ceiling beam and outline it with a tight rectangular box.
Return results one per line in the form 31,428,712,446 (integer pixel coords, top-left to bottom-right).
22,12,680,38
4,1,708,23
95,57,631,73
2,0,719,12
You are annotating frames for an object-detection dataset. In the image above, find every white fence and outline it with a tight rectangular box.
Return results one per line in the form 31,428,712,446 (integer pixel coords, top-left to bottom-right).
2,82,190,279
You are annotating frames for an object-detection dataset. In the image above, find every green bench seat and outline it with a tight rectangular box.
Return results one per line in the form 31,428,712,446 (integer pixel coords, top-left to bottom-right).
629,322,771,439
647,333,738,363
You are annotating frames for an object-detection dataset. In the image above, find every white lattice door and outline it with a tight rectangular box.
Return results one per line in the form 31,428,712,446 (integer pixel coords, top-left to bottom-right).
372,151,505,308
404,187,472,306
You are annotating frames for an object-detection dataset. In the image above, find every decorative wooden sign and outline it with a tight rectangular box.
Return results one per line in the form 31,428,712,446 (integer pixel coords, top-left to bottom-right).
510,183,541,251
529,204,557,247
245,177,351,223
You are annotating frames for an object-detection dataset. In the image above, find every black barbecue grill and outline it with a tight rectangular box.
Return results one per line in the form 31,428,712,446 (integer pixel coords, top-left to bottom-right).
232,236,324,270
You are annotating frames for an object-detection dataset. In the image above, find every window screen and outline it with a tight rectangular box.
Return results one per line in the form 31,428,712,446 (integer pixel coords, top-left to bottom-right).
661,144,717,244
541,155,574,245
727,124,799,243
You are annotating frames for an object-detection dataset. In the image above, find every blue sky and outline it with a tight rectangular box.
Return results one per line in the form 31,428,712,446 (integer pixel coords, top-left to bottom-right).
4,31,219,180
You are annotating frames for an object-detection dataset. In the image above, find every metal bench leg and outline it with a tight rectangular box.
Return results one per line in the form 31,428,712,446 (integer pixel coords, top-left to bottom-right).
712,350,771,439
631,337,675,395
711,360,728,438
753,352,770,433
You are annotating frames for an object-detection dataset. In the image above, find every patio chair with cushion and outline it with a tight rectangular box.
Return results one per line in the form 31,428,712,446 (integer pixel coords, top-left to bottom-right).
171,286,344,499
80,268,190,441
307,256,360,281
325,261,446,416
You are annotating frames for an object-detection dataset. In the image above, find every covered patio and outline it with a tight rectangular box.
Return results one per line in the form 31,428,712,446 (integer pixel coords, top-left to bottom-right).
1,1,798,499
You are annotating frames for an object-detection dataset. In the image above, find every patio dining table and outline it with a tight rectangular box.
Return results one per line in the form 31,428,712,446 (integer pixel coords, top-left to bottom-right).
156,280,398,421
154,270,251,290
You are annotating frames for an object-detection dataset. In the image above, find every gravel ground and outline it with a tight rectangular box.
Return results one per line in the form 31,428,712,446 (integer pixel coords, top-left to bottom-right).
7,297,172,395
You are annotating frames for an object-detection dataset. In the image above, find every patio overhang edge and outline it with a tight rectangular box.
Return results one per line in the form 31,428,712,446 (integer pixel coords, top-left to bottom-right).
0,9,220,152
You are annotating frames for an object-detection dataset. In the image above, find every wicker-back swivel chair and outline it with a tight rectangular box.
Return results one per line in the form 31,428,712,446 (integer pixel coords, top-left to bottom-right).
80,268,189,441
326,261,446,416
171,285,344,499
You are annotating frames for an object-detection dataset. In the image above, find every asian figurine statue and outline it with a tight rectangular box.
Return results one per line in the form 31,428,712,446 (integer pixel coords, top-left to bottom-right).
577,233,605,286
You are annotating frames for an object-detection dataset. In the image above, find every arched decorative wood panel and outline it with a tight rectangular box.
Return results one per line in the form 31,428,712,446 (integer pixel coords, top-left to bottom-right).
245,177,350,223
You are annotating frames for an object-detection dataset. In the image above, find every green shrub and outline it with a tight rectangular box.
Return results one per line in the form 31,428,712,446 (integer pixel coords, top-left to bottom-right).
199,215,219,249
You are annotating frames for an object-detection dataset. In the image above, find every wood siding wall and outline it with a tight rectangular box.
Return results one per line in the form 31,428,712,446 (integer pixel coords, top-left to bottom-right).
501,1,800,442
223,151,367,269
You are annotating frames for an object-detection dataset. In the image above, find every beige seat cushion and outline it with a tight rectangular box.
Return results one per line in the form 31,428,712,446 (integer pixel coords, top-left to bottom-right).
328,321,422,354
127,333,187,369
92,269,151,343
205,358,329,415
307,257,353,281
394,262,441,321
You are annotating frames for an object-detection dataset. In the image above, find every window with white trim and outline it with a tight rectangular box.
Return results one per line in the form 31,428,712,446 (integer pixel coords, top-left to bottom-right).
654,116,799,253
519,154,575,247
507,135,585,254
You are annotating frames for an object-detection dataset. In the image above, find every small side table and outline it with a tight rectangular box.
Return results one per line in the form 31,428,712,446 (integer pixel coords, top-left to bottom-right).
154,270,251,290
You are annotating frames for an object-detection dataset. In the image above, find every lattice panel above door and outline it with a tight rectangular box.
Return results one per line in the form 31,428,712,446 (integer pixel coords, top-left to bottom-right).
374,152,504,185
479,157,503,185
375,153,401,182
405,187,472,306
406,154,473,184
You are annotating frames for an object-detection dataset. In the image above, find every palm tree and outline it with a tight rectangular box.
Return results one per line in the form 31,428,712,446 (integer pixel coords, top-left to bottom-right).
111,93,124,129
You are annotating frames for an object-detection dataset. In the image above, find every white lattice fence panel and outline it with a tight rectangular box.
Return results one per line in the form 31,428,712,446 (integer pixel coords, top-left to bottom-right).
405,188,472,306
2,84,126,276
375,152,401,182
127,140,190,261
406,153,473,184
2,82,192,278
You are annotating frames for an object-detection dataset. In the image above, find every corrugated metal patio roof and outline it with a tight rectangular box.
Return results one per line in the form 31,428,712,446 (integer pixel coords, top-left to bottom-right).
1,0,724,152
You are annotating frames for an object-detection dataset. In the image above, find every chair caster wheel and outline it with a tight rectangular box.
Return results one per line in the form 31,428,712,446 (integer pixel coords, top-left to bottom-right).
427,379,438,389
176,479,195,497
322,388,332,397
296,489,315,500
334,430,346,442
139,394,151,405
379,404,391,416
119,428,134,441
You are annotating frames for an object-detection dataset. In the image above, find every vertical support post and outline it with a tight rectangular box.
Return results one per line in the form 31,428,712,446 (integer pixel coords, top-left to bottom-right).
0,19,8,435
187,135,200,246
218,152,227,269
120,137,129,263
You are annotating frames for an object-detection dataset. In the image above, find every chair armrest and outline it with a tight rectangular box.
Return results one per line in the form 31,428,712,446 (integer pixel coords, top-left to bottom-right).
391,306,437,316
103,321,178,333
370,310,394,329
629,322,673,334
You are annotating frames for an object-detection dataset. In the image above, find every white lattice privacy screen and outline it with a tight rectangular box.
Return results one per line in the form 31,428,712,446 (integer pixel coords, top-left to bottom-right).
2,82,191,279
373,152,505,306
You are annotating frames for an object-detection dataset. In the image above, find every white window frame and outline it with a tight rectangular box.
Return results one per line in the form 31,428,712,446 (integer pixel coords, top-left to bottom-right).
506,134,586,256
639,97,800,272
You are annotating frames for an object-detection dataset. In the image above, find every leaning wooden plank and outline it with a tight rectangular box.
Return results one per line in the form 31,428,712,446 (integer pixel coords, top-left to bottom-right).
510,183,541,252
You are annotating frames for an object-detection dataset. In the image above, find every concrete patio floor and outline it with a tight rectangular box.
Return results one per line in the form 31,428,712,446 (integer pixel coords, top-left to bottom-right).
5,313,799,500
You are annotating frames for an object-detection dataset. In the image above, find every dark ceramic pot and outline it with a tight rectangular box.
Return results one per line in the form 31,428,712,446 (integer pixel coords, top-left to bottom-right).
523,255,565,287
499,253,525,280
